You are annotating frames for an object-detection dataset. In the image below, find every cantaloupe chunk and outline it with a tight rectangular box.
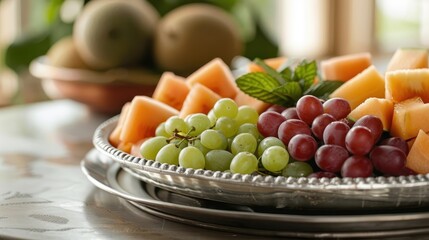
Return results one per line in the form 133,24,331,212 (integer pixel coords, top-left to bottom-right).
119,96,179,148
179,83,221,118
329,65,385,109
320,52,372,82
386,48,428,72
348,98,393,131
186,58,238,98
234,90,271,113
248,56,287,72
152,72,190,110
109,102,131,147
385,69,429,103
406,130,429,174
390,97,429,140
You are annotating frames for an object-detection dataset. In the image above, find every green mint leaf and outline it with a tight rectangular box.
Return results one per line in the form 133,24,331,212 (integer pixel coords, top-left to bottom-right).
280,67,293,82
272,82,302,105
294,60,317,90
304,80,344,99
236,72,288,105
254,58,285,85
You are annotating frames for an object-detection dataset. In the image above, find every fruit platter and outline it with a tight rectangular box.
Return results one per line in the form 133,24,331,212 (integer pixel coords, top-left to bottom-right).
90,48,429,211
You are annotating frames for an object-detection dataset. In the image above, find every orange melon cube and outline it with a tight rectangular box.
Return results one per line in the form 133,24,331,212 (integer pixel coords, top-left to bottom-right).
406,130,429,174
234,90,271,114
385,68,429,103
248,56,287,72
109,102,131,147
390,97,429,140
348,98,393,131
119,96,179,147
186,58,238,99
117,142,133,154
329,65,385,109
320,52,372,82
386,48,428,72
152,72,190,110
179,83,221,118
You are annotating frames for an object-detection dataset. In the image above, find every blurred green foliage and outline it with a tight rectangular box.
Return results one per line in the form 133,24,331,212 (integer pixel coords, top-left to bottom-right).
3,0,278,73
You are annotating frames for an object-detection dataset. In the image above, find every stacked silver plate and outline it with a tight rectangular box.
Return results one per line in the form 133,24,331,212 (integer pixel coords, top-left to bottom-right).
83,116,429,237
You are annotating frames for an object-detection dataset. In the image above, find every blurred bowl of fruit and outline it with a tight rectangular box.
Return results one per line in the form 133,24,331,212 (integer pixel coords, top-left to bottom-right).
30,0,245,115
30,0,163,115
29,54,160,115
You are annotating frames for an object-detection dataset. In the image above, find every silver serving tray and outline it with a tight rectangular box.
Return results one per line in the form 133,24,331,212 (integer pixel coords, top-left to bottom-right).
81,148,429,238
93,116,429,209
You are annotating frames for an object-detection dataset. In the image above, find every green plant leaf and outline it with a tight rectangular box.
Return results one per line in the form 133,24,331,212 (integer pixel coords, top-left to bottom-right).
304,80,344,99
272,82,302,105
280,67,293,82
236,58,342,107
254,58,285,85
294,60,317,90
236,72,288,105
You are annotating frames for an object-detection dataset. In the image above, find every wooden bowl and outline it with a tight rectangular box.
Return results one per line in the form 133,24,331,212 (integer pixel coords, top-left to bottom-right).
30,56,160,115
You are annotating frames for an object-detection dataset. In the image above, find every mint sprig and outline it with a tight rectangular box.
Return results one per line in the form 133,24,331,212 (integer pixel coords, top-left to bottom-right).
235,58,343,107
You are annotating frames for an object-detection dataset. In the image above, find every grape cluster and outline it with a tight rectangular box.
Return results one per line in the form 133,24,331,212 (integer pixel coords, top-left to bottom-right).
261,95,414,178
140,98,270,174
139,96,414,178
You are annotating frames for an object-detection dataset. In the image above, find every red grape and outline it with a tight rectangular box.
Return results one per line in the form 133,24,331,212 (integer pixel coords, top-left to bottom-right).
308,171,337,178
398,167,416,176
257,111,286,137
323,98,351,120
379,137,409,154
311,113,336,140
267,105,286,113
345,126,374,155
315,145,349,173
296,95,324,125
323,121,350,147
278,119,311,145
353,115,383,142
288,134,318,161
341,156,373,178
370,145,406,176
281,107,299,120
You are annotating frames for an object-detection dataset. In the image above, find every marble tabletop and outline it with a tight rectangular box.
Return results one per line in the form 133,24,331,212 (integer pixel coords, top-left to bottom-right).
0,100,264,240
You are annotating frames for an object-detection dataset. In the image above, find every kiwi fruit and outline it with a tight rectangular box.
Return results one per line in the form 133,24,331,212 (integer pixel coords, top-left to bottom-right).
47,36,89,69
154,4,243,76
73,0,159,70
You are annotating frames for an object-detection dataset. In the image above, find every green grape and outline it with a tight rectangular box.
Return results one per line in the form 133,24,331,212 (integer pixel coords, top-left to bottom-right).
230,133,257,155
213,98,238,119
140,136,168,160
189,139,210,155
185,113,211,136
237,123,260,140
200,129,227,150
155,143,181,165
282,162,313,177
165,116,189,135
261,146,289,172
235,105,259,125
214,116,237,138
230,152,258,174
257,137,286,157
207,110,217,126
205,150,234,171
179,146,205,169
155,122,170,137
